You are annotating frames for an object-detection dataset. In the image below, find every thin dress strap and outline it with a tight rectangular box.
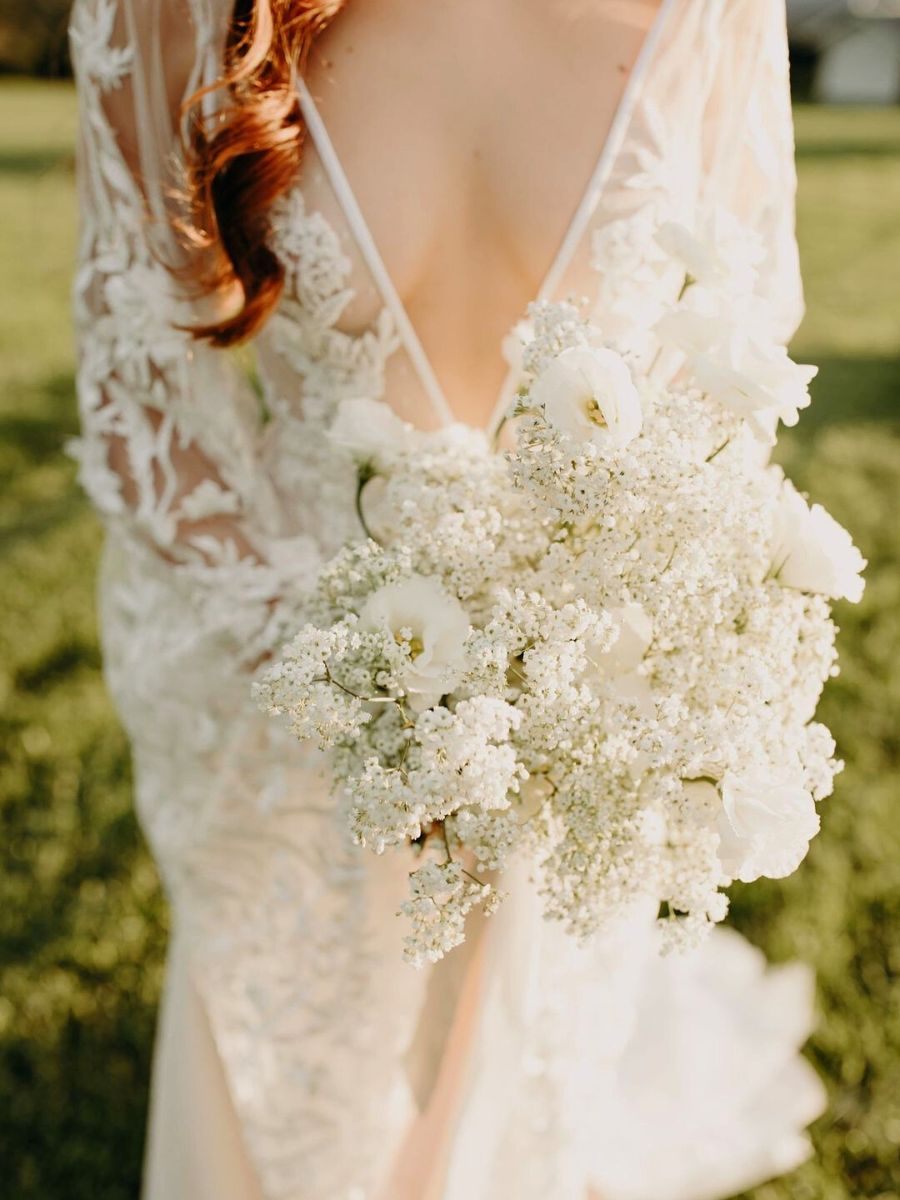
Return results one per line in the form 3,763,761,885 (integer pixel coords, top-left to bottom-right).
296,76,455,427
487,0,680,433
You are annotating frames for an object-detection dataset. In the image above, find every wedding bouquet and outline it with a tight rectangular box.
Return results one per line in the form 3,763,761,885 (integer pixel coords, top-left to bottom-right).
254,213,865,966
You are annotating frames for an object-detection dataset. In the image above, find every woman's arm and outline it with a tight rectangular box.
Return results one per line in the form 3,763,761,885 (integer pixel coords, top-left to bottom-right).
69,0,315,662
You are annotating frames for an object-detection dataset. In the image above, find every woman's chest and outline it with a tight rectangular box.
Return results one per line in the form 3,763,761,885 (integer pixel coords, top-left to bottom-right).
294,1,662,421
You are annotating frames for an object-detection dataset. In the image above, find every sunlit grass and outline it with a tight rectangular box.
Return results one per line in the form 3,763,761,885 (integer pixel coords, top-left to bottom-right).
0,80,165,1199
0,82,897,1199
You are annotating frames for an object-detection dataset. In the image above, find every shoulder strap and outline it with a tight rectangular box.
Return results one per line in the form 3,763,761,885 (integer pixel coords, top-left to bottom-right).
297,77,454,426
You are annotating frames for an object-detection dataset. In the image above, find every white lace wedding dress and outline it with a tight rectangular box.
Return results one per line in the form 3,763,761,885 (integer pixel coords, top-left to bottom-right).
69,1,826,1197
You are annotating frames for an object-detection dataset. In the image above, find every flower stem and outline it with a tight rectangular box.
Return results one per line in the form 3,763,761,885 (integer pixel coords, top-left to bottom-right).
492,412,509,449
441,820,453,863
441,819,489,889
354,470,379,542
323,667,398,705
462,867,489,889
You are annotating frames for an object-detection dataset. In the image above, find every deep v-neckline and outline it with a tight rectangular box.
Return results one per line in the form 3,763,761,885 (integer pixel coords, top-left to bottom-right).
297,0,677,435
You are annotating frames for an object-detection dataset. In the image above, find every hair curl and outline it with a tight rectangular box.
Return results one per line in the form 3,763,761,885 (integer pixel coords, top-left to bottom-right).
182,0,347,346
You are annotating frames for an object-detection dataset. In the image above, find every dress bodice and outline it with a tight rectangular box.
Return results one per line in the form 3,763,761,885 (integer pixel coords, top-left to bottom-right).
69,0,803,581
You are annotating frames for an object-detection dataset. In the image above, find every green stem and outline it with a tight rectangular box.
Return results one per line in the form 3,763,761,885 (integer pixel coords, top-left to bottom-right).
492,412,509,449
440,818,489,890
462,866,489,889
323,667,398,705
705,437,732,463
354,470,379,542
441,820,453,863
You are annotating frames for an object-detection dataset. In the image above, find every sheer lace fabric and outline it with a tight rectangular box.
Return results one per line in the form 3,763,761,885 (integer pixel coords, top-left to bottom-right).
70,2,825,1198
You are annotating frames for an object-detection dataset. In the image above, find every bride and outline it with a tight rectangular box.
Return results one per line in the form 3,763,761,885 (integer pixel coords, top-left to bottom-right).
69,0,828,1197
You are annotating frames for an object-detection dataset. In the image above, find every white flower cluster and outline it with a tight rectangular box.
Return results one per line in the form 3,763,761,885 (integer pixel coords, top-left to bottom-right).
255,211,865,966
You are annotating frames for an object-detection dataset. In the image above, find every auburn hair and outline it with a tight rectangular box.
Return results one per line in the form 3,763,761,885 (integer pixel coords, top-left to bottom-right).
181,0,347,347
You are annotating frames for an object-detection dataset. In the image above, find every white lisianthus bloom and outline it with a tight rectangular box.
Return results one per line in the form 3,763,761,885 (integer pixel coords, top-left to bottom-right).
655,211,764,292
655,290,816,439
716,768,820,884
690,343,817,436
531,345,642,450
328,398,413,468
360,575,470,707
654,303,723,357
772,485,866,603
656,221,724,287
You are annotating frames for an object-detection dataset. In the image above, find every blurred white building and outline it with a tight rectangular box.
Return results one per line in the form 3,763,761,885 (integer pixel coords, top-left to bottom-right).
788,0,900,102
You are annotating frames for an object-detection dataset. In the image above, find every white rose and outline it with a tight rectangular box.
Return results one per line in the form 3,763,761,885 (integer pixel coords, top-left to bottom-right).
328,398,413,468
771,484,866,603
531,345,642,450
360,575,470,708
716,768,820,884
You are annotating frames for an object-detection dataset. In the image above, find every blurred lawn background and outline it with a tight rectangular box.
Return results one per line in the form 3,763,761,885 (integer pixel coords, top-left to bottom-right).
0,78,898,1199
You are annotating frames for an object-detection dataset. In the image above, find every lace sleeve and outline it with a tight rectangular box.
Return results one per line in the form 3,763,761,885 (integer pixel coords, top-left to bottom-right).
68,0,315,661
702,0,804,343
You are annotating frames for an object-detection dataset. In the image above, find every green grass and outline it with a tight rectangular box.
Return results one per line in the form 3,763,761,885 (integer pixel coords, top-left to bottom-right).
0,80,898,1199
0,80,166,1198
